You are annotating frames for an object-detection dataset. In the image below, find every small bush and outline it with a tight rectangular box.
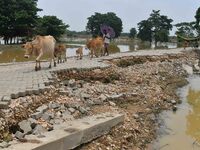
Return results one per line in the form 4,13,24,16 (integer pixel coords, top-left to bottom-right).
108,43,120,54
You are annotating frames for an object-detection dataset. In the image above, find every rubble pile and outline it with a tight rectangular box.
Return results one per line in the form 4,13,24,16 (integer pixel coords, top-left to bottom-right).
0,51,198,149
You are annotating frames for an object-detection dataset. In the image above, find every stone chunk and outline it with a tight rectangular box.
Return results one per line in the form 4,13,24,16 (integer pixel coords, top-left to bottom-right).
41,113,51,122
62,111,73,120
36,105,48,113
171,100,177,105
0,141,11,148
0,101,9,109
32,125,47,135
68,108,76,113
28,118,37,129
31,111,43,119
108,101,116,106
68,79,76,87
18,120,32,134
15,131,25,140
78,107,88,114
49,102,60,109
2,96,11,102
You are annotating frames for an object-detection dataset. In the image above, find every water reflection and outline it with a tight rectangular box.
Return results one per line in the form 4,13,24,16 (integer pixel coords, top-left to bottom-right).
0,42,178,63
154,75,200,150
117,45,130,52
151,42,177,49
67,47,89,57
186,87,200,142
67,44,130,57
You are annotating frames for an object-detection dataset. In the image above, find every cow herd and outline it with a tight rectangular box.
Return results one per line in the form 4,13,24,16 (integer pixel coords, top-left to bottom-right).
22,35,105,71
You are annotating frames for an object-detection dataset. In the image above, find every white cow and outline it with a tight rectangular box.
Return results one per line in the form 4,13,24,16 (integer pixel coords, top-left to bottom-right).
23,35,56,71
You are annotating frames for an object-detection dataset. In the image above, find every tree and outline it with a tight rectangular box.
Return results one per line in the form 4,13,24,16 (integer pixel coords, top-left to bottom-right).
175,22,196,37
195,7,200,34
86,12,123,38
36,16,69,40
0,0,41,44
129,28,137,38
137,10,173,47
137,20,152,42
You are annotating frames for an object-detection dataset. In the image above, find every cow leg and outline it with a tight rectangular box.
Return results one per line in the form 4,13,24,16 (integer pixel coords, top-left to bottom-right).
49,53,56,68
91,49,94,59
53,54,56,67
100,48,104,57
35,60,38,71
54,59,56,67
94,47,98,58
80,53,83,60
62,55,65,63
36,50,43,70
49,57,52,68
60,56,62,63
57,56,59,64
59,55,61,63
38,61,41,70
95,51,98,57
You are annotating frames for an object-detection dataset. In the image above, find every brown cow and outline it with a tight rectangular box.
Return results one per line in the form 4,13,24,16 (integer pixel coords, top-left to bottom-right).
86,37,104,58
23,35,56,71
54,44,67,63
76,47,83,60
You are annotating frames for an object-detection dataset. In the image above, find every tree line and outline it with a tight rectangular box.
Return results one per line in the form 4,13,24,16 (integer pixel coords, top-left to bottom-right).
0,0,200,47
0,0,68,44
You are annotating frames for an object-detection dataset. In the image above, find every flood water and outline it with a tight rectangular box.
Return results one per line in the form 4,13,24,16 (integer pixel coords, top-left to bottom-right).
0,42,177,63
154,75,200,150
0,44,130,63
66,44,130,57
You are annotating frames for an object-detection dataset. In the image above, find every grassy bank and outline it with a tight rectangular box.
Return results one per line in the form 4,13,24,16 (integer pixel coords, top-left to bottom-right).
0,45,34,63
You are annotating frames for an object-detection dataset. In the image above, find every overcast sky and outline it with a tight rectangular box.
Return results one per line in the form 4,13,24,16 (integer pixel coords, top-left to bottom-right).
37,0,200,34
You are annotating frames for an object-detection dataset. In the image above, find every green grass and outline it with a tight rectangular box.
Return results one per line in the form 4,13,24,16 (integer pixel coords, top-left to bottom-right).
108,43,120,54
0,45,50,63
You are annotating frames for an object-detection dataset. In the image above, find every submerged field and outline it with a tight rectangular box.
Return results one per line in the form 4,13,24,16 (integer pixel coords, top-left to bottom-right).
0,43,120,63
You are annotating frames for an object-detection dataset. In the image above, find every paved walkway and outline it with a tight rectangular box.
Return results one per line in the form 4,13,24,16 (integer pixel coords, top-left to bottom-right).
0,48,186,108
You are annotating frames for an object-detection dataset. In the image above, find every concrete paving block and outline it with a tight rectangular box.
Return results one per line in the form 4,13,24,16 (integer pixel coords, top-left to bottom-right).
18,91,26,97
11,93,19,99
33,89,40,95
0,101,9,109
44,82,50,86
26,90,33,96
39,88,45,93
44,87,51,91
2,96,11,103
5,113,124,150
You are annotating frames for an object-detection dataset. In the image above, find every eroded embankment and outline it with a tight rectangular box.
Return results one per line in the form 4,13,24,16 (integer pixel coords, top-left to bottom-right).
0,50,198,149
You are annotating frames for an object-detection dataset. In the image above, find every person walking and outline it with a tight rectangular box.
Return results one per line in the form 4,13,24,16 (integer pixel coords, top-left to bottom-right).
103,29,111,56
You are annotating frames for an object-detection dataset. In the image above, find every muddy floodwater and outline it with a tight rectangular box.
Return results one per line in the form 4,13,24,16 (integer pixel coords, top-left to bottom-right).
154,75,200,150
0,44,130,63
